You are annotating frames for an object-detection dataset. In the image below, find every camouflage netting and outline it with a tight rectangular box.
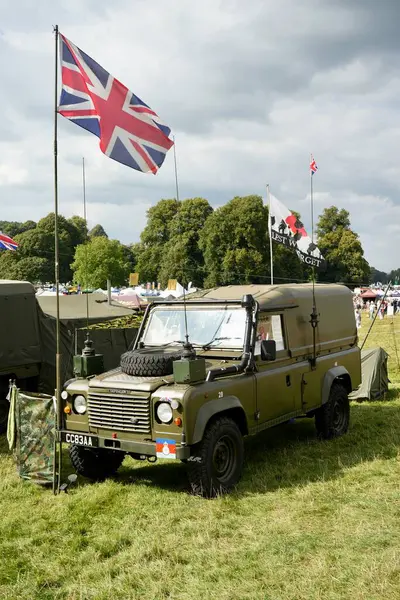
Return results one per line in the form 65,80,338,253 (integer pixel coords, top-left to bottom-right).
7,385,55,485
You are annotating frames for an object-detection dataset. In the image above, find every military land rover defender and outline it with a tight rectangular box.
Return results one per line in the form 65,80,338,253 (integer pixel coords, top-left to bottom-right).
61,284,361,497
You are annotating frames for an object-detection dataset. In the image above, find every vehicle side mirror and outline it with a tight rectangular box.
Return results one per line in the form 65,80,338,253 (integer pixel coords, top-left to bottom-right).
260,339,276,361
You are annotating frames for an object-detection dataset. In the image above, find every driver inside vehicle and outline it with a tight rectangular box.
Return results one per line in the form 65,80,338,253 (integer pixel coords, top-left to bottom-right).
255,314,285,355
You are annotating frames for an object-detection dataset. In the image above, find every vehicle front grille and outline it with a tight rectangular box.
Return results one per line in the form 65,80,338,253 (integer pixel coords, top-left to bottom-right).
88,391,151,434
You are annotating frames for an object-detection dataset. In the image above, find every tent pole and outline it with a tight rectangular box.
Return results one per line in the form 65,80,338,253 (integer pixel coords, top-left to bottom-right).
391,313,400,372
360,281,391,350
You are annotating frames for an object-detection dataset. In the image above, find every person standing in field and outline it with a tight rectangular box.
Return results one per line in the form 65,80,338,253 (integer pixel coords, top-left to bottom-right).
369,302,375,319
355,308,362,330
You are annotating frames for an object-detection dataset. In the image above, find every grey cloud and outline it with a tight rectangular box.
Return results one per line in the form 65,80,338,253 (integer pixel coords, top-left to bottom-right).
0,0,399,271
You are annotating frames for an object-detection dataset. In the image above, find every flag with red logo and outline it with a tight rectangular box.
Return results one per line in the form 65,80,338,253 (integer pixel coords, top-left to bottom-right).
0,231,18,251
58,34,174,174
156,438,176,459
268,194,326,270
310,154,318,175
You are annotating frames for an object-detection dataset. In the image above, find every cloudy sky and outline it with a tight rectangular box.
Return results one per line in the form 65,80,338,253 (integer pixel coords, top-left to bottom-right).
1,0,399,271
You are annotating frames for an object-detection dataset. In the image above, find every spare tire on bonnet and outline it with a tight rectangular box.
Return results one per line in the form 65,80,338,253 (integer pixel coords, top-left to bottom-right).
120,348,182,377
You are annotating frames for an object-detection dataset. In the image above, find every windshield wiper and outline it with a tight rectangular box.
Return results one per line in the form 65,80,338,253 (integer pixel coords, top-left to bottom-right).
143,340,204,349
202,336,243,350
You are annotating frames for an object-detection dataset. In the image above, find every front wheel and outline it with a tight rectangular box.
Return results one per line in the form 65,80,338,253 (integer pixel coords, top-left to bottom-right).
187,416,244,498
315,383,350,440
69,445,125,481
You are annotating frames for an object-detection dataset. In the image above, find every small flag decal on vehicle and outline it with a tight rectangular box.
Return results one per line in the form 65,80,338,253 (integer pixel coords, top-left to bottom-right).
156,438,176,459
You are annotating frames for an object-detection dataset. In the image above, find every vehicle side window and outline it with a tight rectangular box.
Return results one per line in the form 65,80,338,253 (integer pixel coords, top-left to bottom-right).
255,313,286,354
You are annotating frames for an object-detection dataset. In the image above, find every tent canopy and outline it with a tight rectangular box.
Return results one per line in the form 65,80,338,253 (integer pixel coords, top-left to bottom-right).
37,292,134,325
350,347,389,400
360,289,377,299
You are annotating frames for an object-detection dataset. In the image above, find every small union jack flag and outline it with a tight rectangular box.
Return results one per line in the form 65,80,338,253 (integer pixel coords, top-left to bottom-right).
310,155,318,175
58,34,174,174
0,231,18,251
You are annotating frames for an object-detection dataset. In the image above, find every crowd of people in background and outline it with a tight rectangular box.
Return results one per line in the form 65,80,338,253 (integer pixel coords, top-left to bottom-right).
352,295,400,330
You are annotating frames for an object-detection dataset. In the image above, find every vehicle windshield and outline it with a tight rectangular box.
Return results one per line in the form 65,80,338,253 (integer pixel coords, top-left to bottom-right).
141,305,246,349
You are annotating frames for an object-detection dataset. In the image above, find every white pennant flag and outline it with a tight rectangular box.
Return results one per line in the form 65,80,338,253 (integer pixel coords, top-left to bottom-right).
268,194,326,270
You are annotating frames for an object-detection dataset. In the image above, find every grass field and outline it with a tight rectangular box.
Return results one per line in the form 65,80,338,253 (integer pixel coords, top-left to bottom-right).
1,316,400,599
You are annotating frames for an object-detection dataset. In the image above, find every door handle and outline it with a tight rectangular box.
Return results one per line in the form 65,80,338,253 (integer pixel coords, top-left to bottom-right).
286,375,291,387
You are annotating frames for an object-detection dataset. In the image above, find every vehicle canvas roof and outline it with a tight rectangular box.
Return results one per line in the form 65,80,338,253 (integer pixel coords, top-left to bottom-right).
186,283,351,311
0,280,36,296
37,292,134,321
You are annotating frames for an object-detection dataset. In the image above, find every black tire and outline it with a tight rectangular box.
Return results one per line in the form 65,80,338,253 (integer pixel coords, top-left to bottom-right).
120,348,182,377
187,416,244,498
69,445,125,481
315,382,350,440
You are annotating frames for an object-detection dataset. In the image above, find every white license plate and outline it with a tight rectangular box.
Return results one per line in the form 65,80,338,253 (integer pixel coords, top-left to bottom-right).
61,431,98,447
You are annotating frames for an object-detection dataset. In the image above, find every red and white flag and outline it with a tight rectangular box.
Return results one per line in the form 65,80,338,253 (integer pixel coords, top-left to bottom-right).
0,231,18,251
310,155,318,175
58,34,174,174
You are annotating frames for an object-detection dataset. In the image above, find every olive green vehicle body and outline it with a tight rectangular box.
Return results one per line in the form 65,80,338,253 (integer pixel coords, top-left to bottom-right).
61,284,361,460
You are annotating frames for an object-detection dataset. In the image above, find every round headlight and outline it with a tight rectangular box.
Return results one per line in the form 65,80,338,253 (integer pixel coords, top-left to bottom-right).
61,390,69,400
157,402,173,424
73,395,87,415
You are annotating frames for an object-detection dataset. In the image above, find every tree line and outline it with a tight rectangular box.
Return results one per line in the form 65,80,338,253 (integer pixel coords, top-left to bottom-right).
0,196,377,289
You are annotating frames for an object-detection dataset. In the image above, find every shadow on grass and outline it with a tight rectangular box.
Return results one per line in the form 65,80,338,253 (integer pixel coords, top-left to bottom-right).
55,401,400,497
0,435,10,457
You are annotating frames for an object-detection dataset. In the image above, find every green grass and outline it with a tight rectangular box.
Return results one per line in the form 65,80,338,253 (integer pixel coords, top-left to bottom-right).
1,317,400,599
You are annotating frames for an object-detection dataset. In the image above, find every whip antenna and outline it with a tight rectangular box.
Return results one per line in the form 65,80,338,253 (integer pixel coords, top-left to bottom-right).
172,135,193,359
82,157,90,332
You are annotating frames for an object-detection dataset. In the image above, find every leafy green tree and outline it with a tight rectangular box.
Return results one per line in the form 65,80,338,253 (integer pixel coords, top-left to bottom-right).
199,195,269,286
388,268,400,285
0,249,19,280
370,267,388,285
68,216,88,247
158,197,213,287
316,206,370,284
122,244,136,275
135,198,181,282
0,213,97,283
71,237,130,289
89,224,108,238
0,220,36,238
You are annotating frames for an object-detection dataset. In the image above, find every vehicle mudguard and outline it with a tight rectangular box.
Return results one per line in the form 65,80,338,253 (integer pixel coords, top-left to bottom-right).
321,366,351,405
191,396,246,445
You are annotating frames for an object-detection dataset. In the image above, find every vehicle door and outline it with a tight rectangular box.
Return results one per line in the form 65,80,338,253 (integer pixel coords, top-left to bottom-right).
255,312,303,422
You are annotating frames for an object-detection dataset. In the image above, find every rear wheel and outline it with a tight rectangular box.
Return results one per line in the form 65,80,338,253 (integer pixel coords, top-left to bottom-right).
187,416,244,498
315,382,350,439
69,445,125,480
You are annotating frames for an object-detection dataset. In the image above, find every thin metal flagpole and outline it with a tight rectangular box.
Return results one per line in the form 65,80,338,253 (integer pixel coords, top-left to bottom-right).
53,24,62,494
172,135,180,202
267,184,274,285
310,153,318,369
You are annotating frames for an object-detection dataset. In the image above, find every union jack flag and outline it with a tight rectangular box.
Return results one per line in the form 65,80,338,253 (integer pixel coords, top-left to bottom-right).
58,34,174,174
310,155,318,175
0,231,18,251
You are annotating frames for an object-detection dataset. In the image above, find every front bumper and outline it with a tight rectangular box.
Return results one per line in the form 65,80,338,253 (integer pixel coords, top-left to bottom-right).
57,429,191,460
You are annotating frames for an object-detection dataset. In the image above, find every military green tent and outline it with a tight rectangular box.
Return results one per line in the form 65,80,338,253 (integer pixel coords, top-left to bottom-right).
350,347,389,401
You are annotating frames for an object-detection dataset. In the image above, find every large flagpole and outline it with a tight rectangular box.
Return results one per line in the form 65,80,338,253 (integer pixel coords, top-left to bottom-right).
267,184,274,285
172,135,180,203
53,24,62,493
